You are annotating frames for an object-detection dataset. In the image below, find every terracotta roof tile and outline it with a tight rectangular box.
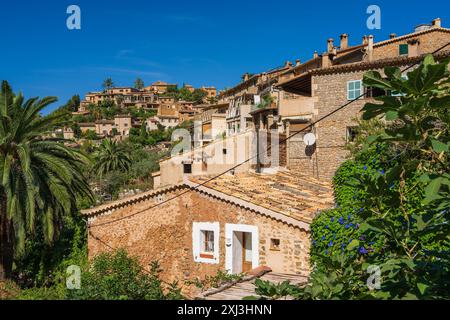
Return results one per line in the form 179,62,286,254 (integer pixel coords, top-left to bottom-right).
189,170,334,223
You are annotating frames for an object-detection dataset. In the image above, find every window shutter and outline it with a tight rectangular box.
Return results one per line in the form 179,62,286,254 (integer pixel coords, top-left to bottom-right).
399,44,408,56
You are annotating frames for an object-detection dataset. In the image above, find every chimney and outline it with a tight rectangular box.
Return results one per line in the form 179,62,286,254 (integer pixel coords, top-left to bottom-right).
284,61,293,68
321,53,332,68
295,59,301,66
242,73,250,81
366,35,374,61
432,18,442,28
340,34,348,50
327,38,334,53
313,51,318,59
408,39,420,57
390,33,397,39
362,35,368,45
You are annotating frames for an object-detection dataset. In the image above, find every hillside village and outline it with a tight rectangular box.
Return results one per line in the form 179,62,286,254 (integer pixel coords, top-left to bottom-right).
57,82,217,142
2,12,449,301
79,18,450,298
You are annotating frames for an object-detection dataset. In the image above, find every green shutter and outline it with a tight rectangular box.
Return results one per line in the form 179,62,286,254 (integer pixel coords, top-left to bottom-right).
399,44,408,56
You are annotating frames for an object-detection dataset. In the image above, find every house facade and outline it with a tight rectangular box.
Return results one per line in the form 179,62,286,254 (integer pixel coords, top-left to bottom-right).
83,171,334,297
277,18,450,180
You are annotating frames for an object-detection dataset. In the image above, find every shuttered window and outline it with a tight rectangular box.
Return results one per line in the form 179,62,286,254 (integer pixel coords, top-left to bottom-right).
399,44,409,56
347,80,362,100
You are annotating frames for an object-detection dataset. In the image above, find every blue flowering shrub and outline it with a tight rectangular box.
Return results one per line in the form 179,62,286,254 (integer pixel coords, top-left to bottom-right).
310,145,389,267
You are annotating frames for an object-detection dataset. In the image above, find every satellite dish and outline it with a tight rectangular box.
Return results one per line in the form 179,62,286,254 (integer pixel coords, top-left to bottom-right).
303,133,316,146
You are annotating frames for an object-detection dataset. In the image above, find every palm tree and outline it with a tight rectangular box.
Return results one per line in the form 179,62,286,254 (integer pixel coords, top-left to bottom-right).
134,78,144,90
0,81,93,280
92,139,131,178
102,78,114,91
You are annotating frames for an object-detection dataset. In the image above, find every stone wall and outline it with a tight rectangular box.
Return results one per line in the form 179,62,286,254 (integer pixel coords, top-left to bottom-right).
372,30,450,60
286,30,450,182
87,187,310,297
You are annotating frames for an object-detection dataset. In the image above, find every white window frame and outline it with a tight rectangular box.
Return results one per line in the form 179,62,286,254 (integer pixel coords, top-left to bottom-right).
192,222,220,264
347,80,362,100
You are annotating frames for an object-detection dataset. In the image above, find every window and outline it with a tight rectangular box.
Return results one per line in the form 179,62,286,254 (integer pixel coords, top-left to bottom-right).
399,44,408,56
365,86,386,98
124,123,128,127
347,80,362,100
270,238,280,251
201,230,215,256
193,222,220,264
346,126,358,143
222,148,227,155
183,163,192,174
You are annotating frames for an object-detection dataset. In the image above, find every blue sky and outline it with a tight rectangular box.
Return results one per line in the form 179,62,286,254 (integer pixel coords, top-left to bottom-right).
1,0,449,113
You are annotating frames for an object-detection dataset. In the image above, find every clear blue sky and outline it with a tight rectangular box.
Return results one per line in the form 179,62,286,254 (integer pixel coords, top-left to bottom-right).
1,0,449,113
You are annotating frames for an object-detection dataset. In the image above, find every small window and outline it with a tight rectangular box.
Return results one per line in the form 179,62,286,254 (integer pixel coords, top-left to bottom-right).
347,80,362,100
399,44,408,56
183,163,192,174
193,222,220,264
270,238,280,251
201,230,215,256
222,148,227,155
346,126,358,142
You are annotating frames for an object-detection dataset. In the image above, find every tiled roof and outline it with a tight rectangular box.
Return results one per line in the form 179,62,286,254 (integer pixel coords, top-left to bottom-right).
189,170,334,224
81,170,334,230
374,27,450,48
310,50,450,76
81,185,183,217
277,50,450,92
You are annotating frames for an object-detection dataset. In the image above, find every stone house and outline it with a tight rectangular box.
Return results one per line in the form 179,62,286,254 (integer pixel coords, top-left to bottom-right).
83,171,334,296
277,18,450,181
156,115,179,129
144,81,177,94
79,122,96,134
114,115,132,137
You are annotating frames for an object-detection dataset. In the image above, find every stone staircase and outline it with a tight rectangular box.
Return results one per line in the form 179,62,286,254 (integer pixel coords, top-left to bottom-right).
200,272,308,300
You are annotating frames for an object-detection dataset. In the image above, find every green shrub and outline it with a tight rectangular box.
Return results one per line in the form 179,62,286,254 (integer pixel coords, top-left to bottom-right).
187,270,244,291
67,249,183,300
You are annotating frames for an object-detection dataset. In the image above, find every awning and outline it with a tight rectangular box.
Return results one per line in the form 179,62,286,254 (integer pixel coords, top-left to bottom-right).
276,72,312,95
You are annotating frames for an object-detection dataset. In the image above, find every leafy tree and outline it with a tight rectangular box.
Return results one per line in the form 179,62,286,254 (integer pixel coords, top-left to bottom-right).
82,130,99,140
64,95,80,113
101,171,129,200
253,55,450,300
0,81,93,280
192,89,207,104
91,139,132,178
71,123,82,139
134,78,145,90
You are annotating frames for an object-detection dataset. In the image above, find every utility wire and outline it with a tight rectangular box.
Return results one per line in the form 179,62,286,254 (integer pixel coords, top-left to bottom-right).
89,42,450,229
